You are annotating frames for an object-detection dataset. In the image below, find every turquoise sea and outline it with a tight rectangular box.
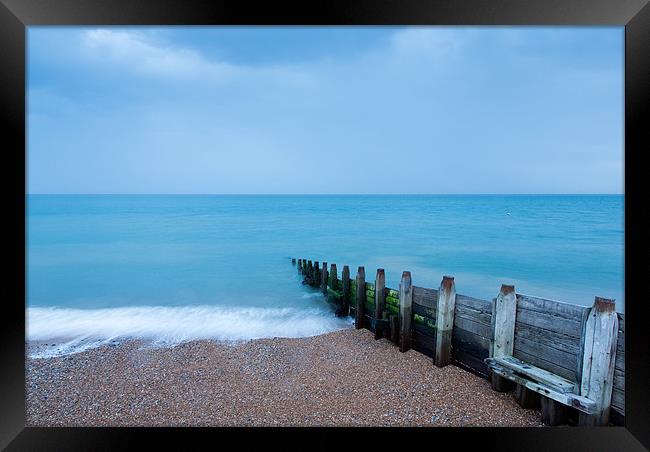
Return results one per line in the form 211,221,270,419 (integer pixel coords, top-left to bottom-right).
26,195,624,356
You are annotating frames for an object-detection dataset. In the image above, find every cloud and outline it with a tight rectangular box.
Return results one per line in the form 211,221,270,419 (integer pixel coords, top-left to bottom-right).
81,29,315,89
83,29,237,80
389,28,468,58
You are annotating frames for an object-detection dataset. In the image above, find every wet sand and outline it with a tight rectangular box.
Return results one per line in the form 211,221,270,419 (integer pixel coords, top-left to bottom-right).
26,328,544,427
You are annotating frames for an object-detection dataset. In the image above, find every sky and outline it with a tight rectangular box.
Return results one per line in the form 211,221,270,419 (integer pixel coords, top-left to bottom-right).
27,27,624,194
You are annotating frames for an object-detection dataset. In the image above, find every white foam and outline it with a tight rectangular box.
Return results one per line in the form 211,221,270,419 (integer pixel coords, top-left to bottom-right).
27,305,353,358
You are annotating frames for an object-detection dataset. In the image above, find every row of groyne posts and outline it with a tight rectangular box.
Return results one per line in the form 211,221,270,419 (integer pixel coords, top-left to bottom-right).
292,258,625,427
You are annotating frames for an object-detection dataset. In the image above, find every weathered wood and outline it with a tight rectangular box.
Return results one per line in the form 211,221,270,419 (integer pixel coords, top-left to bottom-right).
386,288,400,299
516,294,587,320
390,314,399,344
341,265,350,317
298,258,302,272
515,384,541,409
452,349,489,378
312,261,320,287
490,284,517,358
487,363,597,414
399,271,413,352
513,336,578,376
611,387,625,412
486,355,577,394
491,372,515,392
411,330,436,358
329,264,338,290
307,260,313,280
541,396,569,426
515,322,581,356
578,297,619,426
412,303,435,320
355,267,365,329
455,302,492,327
456,293,492,313
374,269,385,340
321,262,328,294
510,347,576,382
435,276,456,367
516,308,583,338
291,258,296,264
412,286,438,309
455,315,492,339
452,328,490,358
385,295,400,307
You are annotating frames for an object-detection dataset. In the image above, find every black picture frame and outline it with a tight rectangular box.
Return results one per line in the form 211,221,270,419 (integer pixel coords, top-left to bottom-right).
2,0,648,449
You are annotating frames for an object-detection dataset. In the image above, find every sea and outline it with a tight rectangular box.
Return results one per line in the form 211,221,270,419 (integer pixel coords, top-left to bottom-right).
26,195,624,357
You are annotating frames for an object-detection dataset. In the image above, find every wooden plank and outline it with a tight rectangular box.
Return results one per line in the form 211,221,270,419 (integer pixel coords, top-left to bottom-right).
412,303,435,319
374,269,385,340
354,267,365,329
456,293,492,313
452,348,490,377
613,368,625,391
515,323,581,356
399,271,413,353
435,276,456,367
486,356,577,394
516,294,587,320
486,363,597,414
386,288,399,299
611,388,625,412
452,328,490,358
413,321,436,338
615,346,625,372
578,297,619,426
412,330,435,358
385,295,399,307
513,336,578,375
490,285,517,358
511,347,576,382
412,286,438,309
516,307,582,338
455,302,492,326
455,315,491,339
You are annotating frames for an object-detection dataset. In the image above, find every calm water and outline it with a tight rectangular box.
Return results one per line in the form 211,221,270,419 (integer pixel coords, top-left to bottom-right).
26,195,624,355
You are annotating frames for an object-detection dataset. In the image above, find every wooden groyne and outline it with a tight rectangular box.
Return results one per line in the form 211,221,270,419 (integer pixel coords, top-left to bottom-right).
293,257,625,426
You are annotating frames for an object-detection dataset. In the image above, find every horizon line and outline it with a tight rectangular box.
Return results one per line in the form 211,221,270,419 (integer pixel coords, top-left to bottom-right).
26,193,625,196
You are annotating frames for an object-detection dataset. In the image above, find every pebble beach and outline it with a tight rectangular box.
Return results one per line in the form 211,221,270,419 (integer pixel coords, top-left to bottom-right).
26,328,544,427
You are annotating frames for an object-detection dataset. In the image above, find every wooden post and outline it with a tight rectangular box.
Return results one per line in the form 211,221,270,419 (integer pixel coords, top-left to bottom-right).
313,261,320,287
329,264,338,290
390,315,399,344
489,284,517,392
321,262,328,294
355,267,365,329
291,258,296,265
298,259,302,273
398,271,413,352
307,260,313,280
515,384,541,410
541,397,568,426
341,265,351,317
434,275,456,367
578,297,619,426
374,269,385,340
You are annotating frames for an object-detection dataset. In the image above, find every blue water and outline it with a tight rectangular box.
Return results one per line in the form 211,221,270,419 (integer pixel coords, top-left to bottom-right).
26,195,624,355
